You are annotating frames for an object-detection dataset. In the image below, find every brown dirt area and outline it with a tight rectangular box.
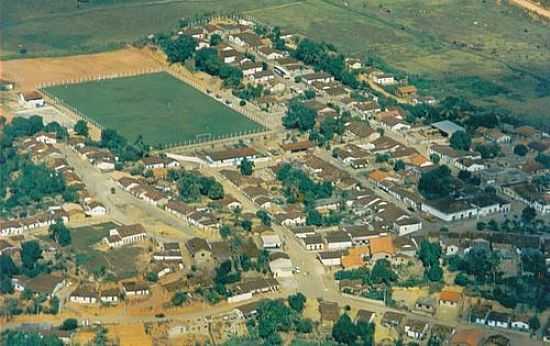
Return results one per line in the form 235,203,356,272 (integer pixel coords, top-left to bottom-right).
510,0,550,19
0,47,163,91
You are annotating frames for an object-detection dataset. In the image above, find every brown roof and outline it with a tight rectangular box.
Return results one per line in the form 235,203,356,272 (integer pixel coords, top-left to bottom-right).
22,91,43,101
440,290,462,303
117,224,146,238
319,301,340,321
186,237,211,255
207,147,256,162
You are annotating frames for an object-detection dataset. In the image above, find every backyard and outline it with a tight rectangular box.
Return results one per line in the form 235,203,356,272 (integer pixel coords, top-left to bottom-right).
43,72,264,146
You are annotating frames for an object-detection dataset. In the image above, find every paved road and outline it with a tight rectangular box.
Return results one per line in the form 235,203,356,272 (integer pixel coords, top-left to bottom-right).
59,144,195,241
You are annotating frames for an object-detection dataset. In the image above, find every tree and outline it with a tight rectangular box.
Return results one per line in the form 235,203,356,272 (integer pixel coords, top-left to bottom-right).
282,99,317,131
430,153,440,164
21,241,42,271
332,314,357,345
172,291,188,306
0,277,14,294
256,210,271,226
239,157,255,176
219,224,232,239
417,240,443,282
370,259,397,284
393,160,405,172
0,255,18,279
529,315,541,332
288,292,306,313
159,34,197,64
61,318,78,331
306,209,322,226
241,219,253,232
209,33,222,46
418,165,455,199
294,318,313,334
521,206,537,224
450,130,471,151
513,144,528,156
0,330,64,346
146,271,159,282
256,299,294,339
73,120,89,137
49,220,71,246
356,320,375,346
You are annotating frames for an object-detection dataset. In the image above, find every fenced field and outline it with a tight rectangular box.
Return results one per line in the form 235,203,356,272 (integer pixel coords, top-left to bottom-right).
43,72,265,147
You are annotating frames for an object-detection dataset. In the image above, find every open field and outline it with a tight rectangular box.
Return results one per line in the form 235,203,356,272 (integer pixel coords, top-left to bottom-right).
252,0,550,126
71,222,143,279
43,72,264,146
0,47,162,90
0,0,297,59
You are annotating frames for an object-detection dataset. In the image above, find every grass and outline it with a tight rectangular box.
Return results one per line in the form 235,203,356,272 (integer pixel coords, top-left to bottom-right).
43,72,264,146
71,222,142,280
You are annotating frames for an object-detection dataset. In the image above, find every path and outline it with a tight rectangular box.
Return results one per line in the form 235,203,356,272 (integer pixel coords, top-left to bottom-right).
510,0,550,19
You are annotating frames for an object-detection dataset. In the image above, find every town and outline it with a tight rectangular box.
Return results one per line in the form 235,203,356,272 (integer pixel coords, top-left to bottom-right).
0,13,549,346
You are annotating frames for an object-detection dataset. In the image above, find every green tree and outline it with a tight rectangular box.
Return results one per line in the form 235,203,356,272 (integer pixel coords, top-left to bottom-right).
521,206,537,223
332,314,357,345
0,277,14,294
219,225,232,239
49,220,71,246
393,160,405,172
256,210,272,226
0,255,18,279
356,320,375,346
241,219,253,232
370,259,397,284
61,318,78,331
209,33,222,46
21,241,42,272
159,34,197,64
73,120,89,137
282,99,317,131
256,299,294,339
288,292,306,313
171,291,188,306
418,165,455,199
146,271,159,282
429,153,440,164
239,157,255,176
513,144,528,156
449,130,471,151
529,315,541,332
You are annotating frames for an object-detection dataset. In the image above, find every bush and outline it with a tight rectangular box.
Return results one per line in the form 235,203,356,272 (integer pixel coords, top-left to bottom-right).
61,318,78,331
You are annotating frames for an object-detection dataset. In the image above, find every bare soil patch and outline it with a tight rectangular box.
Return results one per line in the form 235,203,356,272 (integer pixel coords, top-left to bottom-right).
1,47,163,91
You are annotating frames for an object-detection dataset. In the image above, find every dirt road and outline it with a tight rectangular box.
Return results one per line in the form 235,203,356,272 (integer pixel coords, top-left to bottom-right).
510,0,550,19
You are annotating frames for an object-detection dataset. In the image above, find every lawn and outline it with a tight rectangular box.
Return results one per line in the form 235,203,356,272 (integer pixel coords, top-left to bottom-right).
43,72,264,146
71,222,143,280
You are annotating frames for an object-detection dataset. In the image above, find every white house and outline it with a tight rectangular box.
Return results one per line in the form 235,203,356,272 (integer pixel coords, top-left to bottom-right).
393,215,422,236
404,320,429,340
421,199,478,222
85,201,107,217
510,316,530,331
302,234,324,251
34,132,57,144
324,232,352,250
372,74,395,86
69,285,98,304
486,311,511,329
269,253,293,278
100,288,121,304
20,91,45,108
261,233,282,249
122,281,150,297
104,224,147,248
205,147,257,167
318,250,343,266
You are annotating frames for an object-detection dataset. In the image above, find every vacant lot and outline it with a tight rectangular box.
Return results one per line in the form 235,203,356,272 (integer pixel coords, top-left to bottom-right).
0,0,296,59
44,72,264,146
253,0,550,126
1,48,162,90
71,222,143,279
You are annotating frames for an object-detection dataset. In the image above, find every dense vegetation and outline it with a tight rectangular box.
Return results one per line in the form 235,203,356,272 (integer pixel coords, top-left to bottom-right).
276,163,333,205
168,169,224,202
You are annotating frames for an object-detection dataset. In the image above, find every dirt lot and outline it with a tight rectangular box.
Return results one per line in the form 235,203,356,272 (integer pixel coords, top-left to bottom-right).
1,47,163,91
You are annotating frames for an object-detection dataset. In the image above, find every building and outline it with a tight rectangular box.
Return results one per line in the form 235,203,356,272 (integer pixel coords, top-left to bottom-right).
431,120,465,137
318,250,344,266
205,147,257,167
70,285,98,304
228,278,279,303
319,301,340,325
421,199,478,222
381,311,405,328
186,237,212,266
122,281,150,297
12,273,66,299
302,234,324,251
325,231,353,250
355,310,375,324
510,315,530,331
20,91,45,108
404,319,430,340
486,311,511,329
142,156,180,170
104,224,147,248
261,233,282,249
85,201,107,217
301,72,334,85
269,252,293,278
439,290,462,307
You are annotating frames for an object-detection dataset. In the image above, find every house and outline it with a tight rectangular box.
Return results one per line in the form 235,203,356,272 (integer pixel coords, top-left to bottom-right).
269,252,293,278
373,74,395,86
153,242,183,262
449,329,485,346
187,210,220,230
205,147,257,167
415,296,436,314
301,72,334,85
325,231,352,250
318,250,344,266
142,156,180,170
20,91,45,108
219,49,240,64
85,201,107,217
319,301,340,324
470,305,491,325
228,278,279,303
229,32,262,48
397,85,417,98
404,319,430,340
240,61,264,76
186,237,212,266
439,289,462,307
484,128,511,144
275,211,306,227
355,310,375,324
421,198,478,222
431,120,465,137
280,140,314,153
302,234,324,251
250,70,276,83
369,236,395,261
104,224,147,248
341,246,370,269
381,311,405,328
486,311,511,329
70,284,98,304
100,287,121,304
510,315,530,331
0,240,18,256
393,215,422,236
345,58,362,70
261,233,282,249
258,47,285,60
34,132,57,144
165,200,193,221
121,281,150,297
12,273,65,298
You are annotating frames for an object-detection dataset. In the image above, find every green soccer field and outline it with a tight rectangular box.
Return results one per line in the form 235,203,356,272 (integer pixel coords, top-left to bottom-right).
44,72,264,146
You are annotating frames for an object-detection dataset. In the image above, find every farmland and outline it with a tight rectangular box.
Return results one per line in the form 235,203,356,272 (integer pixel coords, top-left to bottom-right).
43,72,264,146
